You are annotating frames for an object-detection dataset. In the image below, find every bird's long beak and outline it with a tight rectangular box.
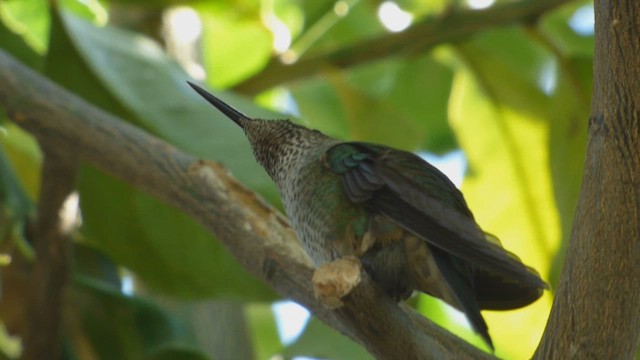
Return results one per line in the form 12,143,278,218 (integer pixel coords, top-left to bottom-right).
187,81,249,129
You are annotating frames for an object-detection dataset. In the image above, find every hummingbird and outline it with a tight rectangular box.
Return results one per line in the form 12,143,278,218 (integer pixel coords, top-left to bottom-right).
188,82,548,349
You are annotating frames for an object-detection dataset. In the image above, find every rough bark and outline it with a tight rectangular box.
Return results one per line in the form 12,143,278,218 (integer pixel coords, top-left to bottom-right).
0,49,492,359
535,1,640,358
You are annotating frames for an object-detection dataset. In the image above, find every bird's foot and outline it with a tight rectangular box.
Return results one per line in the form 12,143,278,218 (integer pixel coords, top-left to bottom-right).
312,256,362,309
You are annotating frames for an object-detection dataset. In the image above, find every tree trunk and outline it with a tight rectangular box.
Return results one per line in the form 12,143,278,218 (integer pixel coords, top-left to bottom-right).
535,1,640,358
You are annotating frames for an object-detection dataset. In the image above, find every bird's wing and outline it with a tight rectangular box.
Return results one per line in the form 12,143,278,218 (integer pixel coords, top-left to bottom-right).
325,142,547,295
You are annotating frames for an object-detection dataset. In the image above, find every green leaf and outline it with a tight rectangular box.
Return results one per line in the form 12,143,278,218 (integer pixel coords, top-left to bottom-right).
547,55,590,285
292,54,456,153
0,138,36,259
539,1,594,58
70,276,210,360
45,10,279,298
415,294,492,353
0,0,49,53
448,53,558,358
50,10,279,200
79,166,274,299
330,74,425,150
198,5,272,88
0,14,43,70
291,78,350,138
386,54,456,153
283,317,371,360
246,303,282,360
304,0,385,56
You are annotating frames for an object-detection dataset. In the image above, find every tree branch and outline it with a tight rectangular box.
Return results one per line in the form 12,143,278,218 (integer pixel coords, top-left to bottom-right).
24,148,78,359
535,1,640,358
232,0,573,95
0,50,493,359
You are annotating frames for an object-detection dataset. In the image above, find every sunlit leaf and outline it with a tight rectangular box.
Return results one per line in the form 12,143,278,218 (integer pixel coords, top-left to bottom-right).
0,0,49,53
547,55,590,285
198,5,272,88
448,53,558,358
416,294,492,353
0,15,43,70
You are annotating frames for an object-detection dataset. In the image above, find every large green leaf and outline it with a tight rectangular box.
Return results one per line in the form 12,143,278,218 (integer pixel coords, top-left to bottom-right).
291,54,455,153
384,54,456,153
197,3,272,89
70,276,210,360
45,9,278,298
547,55,590,285
448,29,560,357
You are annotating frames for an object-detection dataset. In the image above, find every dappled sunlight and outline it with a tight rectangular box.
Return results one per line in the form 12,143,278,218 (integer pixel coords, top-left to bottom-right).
377,1,413,33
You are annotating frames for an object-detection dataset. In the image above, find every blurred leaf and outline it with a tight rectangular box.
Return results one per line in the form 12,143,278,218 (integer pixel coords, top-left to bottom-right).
59,0,107,23
304,0,384,56
198,5,272,88
455,28,550,118
387,54,456,153
283,317,371,360
0,123,41,200
415,294,491,353
70,276,210,360
0,143,35,260
295,0,336,36
0,15,43,70
146,345,210,360
449,40,558,357
0,0,49,53
0,321,20,359
45,10,278,298
540,1,594,58
50,10,279,200
395,0,449,17
245,303,282,360
292,54,455,153
291,78,349,138
331,74,424,150
79,166,274,299
72,242,122,289
547,55,590,285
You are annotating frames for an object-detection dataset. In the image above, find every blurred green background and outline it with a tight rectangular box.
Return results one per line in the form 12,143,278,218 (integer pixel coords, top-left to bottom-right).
0,0,593,358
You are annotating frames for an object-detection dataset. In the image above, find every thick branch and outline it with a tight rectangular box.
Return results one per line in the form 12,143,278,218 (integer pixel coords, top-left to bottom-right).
0,51,492,359
24,149,78,359
535,1,640,358
232,0,572,95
